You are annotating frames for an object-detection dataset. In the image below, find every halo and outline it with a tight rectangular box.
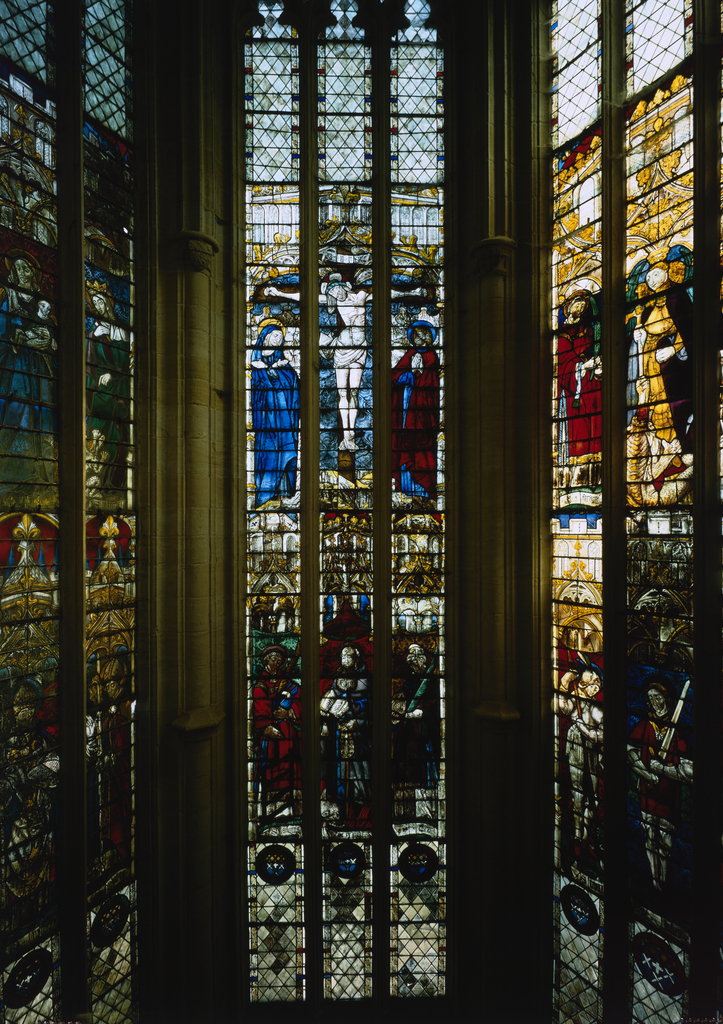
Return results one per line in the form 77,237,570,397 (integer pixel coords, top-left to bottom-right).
407,319,437,344
562,278,599,300
646,245,672,265
5,249,41,288
257,306,286,338
259,644,288,664
562,290,590,310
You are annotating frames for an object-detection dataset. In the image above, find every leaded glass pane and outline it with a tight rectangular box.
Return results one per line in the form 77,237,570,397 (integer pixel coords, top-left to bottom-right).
84,4,138,1017
389,7,445,999
554,6,699,1019
552,0,601,148
246,10,304,1001
0,2,52,85
85,0,132,139
244,2,446,1005
626,0,692,97
624,70,693,1024
319,23,370,182
551,11,604,1021
246,10,299,185
391,5,443,185
0,10,62,1018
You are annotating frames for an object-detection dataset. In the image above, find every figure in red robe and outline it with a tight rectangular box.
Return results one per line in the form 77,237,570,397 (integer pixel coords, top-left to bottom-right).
253,644,302,821
392,321,441,499
556,291,601,462
628,678,693,890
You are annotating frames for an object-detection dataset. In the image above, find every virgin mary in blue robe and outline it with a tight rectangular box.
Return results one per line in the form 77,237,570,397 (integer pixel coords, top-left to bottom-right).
251,323,300,508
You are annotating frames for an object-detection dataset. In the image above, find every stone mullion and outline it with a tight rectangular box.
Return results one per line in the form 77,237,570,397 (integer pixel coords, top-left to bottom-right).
297,11,324,1011
55,0,90,1016
690,0,723,1014
370,2,393,1007
168,5,224,1020
600,0,628,1020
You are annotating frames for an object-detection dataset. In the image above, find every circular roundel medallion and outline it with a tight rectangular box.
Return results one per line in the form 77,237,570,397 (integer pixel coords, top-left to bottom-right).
256,844,296,884
329,841,366,880
560,884,599,937
632,931,686,996
4,947,53,1009
398,843,438,883
90,893,131,949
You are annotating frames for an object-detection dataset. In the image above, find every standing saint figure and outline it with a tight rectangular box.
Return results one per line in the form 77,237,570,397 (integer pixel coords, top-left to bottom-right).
557,662,603,852
93,654,133,867
250,317,300,508
391,642,440,820
631,261,693,453
556,290,601,478
0,251,57,497
253,644,302,821
85,282,131,494
320,643,371,823
628,678,692,890
391,320,441,499
2,677,59,903
626,253,694,504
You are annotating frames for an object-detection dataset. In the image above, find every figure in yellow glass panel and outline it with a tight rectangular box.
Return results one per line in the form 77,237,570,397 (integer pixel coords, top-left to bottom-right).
626,246,694,505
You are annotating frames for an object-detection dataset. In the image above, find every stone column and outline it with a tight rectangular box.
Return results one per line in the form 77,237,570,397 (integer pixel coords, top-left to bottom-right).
448,2,548,1020
138,3,233,1020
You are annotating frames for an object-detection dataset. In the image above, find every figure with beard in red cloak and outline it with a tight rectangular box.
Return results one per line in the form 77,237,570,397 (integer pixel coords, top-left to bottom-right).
392,320,441,499
556,291,602,470
253,644,302,823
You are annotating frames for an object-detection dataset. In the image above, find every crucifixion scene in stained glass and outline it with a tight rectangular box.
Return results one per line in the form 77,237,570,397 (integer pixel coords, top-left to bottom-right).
244,0,445,1003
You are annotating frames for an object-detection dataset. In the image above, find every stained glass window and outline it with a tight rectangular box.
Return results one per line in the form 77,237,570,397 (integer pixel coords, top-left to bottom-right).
245,0,445,1004
552,1,720,1021
0,4,137,1020
84,1,137,1019
0,7,62,1018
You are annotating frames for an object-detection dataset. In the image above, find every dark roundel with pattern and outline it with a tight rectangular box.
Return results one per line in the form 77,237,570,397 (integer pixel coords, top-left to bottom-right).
329,841,366,879
91,892,131,949
398,843,438,882
256,843,296,884
560,883,600,937
632,931,686,996
4,947,53,1009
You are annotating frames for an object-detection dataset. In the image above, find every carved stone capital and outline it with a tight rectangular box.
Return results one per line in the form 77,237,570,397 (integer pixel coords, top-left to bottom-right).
472,236,517,279
178,230,220,274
